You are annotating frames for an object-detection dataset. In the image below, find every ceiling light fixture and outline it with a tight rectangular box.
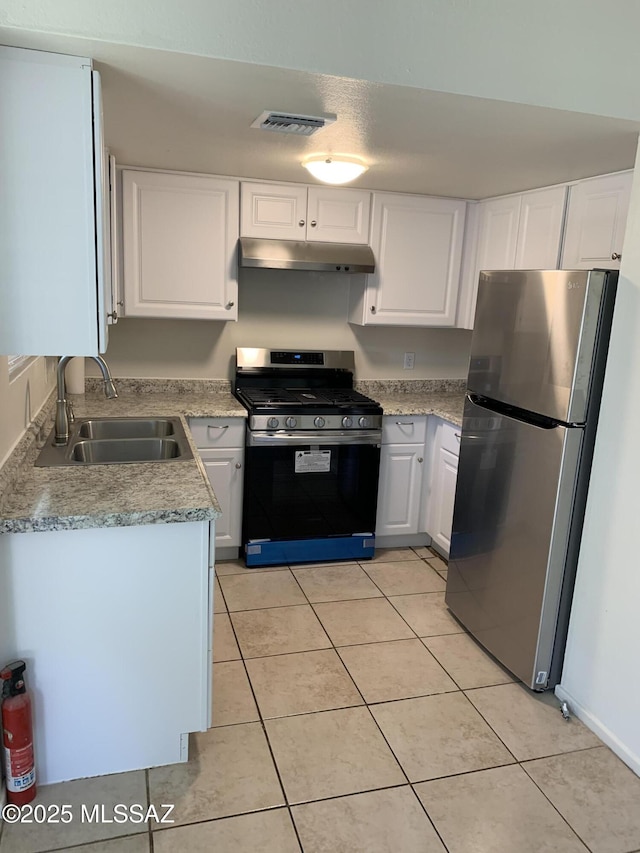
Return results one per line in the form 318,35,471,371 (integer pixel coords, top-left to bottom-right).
301,154,368,185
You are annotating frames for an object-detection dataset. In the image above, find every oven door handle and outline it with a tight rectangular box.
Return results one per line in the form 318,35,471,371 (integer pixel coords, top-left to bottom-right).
247,430,382,447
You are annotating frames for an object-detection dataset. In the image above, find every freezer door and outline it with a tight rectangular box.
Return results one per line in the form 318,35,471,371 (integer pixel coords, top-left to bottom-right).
446,396,583,688
469,269,612,423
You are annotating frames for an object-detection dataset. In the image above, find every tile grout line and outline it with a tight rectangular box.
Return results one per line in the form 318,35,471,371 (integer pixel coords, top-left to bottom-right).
222,585,305,853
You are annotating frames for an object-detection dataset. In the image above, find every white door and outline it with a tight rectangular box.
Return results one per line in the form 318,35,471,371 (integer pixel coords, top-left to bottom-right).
199,448,244,548
367,193,466,326
306,187,371,243
122,170,239,320
476,194,522,272
515,186,567,269
561,172,632,270
430,446,459,556
240,182,308,240
376,444,424,536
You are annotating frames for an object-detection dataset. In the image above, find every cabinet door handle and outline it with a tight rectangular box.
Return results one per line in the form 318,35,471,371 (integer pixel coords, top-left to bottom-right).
226,301,235,309
454,432,461,441
370,306,376,314
417,457,423,463
235,462,242,469
207,424,229,431
395,421,414,426
310,220,317,227
612,252,622,261
299,220,305,227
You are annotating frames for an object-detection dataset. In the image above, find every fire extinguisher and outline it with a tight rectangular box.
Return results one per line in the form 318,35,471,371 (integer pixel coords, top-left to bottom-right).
1,660,36,805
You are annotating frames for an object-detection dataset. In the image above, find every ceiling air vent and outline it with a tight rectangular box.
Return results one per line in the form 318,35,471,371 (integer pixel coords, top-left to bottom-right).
250,111,336,136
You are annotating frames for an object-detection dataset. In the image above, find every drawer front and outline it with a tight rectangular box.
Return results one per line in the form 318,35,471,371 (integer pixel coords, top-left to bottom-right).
382,416,427,445
188,417,246,448
439,420,461,457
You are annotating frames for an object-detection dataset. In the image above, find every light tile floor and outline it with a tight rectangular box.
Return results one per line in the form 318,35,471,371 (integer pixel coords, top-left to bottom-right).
2,547,640,853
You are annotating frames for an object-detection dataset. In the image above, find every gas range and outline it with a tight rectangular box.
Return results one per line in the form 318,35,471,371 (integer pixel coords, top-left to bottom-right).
234,348,383,432
234,348,383,568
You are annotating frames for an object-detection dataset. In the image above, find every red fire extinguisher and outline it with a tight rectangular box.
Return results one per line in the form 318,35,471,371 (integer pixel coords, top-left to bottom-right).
1,660,36,805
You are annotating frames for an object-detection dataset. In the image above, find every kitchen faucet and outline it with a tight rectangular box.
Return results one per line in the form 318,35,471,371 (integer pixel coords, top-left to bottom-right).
55,356,118,445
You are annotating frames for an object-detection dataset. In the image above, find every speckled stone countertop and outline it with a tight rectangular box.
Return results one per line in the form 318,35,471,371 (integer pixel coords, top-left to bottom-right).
0,382,245,535
0,377,466,535
356,380,466,425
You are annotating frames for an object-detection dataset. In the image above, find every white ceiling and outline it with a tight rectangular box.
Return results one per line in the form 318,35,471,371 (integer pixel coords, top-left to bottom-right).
1,30,639,199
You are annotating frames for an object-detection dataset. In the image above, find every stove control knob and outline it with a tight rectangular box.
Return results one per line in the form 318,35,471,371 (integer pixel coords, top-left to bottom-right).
285,416,297,429
358,416,371,428
314,416,326,428
342,416,354,428
267,417,280,429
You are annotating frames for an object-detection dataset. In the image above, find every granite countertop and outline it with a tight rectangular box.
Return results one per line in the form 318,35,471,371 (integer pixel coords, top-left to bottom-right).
0,385,246,535
356,380,466,426
0,378,465,535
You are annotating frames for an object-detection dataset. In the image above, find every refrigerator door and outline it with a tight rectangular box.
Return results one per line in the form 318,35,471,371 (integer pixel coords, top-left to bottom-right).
468,269,610,423
446,395,583,688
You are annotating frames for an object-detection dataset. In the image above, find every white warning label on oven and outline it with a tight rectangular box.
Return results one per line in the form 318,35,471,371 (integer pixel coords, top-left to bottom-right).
294,450,331,473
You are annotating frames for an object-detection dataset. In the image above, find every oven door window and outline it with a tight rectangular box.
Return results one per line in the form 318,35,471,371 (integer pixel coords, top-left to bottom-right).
243,442,381,541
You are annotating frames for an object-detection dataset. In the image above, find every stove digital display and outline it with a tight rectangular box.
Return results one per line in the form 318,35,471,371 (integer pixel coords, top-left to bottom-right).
270,351,325,365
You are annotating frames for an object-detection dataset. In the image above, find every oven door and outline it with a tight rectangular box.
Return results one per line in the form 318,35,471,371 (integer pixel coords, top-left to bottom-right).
243,430,382,566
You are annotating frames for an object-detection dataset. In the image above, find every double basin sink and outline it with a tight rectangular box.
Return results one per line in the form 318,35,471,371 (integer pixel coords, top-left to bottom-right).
36,417,194,466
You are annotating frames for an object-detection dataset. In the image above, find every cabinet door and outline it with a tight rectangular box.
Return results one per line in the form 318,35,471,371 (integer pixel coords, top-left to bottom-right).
366,194,466,326
376,443,425,536
476,195,521,273
561,172,632,270
429,446,459,557
122,170,239,320
0,47,102,356
240,182,307,240
306,187,371,243
515,186,566,269
199,448,244,548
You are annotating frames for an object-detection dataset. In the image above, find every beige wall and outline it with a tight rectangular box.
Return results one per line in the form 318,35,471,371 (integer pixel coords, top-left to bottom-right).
0,356,55,467
95,269,472,380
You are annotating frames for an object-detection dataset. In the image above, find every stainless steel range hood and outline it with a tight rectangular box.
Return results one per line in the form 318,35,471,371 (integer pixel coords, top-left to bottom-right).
238,237,375,274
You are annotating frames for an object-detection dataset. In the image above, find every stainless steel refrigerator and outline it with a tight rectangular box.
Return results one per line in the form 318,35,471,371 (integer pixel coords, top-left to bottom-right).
446,269,618,690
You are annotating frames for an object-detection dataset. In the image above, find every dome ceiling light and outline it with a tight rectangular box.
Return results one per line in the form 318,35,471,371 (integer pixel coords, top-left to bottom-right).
301,154,368,185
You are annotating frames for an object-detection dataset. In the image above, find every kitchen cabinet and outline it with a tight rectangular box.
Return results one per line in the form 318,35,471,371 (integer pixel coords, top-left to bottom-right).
561,171,632,270
121,169,239,320
349,193,466,327
457,185,566,329
0,521,213,784
376,417,427,537
241,181,371,243
189,417,245,558
425,418,461,557
0,46,110,356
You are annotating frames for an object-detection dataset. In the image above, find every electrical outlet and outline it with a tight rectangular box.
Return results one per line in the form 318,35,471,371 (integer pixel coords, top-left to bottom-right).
403,352,415,370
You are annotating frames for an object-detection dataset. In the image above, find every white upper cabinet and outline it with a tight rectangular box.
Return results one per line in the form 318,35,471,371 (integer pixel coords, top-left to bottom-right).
561,171,632,270
241,182,371,244
122,170,239,320
457,185,566,329
0,47,109,356
349,193,466,327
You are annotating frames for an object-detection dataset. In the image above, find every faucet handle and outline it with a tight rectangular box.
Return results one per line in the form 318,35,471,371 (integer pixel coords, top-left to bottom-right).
67,400,75,424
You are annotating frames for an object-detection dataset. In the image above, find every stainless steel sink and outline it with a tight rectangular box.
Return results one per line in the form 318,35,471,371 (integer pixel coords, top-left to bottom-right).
71,438,182,463
78,418,175,440
35,417,193,466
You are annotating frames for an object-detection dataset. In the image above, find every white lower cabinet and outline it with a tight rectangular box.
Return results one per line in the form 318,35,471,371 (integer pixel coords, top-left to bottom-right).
376,418,427,537
0,521,212,784
425,419,461,557
189,418,245,556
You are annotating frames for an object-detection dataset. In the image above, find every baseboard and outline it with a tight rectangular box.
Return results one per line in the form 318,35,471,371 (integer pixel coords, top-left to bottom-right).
555,684,640,777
